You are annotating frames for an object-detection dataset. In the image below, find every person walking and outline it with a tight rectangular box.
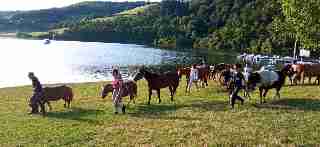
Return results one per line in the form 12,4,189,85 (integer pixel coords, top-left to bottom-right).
187,64,199,93
111,69,126,114
229,65,245,109
28,72,45,114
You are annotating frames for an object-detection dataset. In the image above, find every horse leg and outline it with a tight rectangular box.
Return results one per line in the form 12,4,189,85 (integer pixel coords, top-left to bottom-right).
157,89,161,104
64,99,67,108
308,76,312,84
276,90,280,99
67,99,71,108
39,101,46,116
302,72,305,85
289,75,293,86
129,95,135,104
259,87,263,104
263,89,269,103
205,76,208,86
148,88,152,105
169,86,174,102
186,77,190,93
47,101,52,111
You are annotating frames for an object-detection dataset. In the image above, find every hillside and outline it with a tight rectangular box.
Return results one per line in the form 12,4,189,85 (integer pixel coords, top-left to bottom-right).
16,0,320,55
0,1,146,32
54,0,286,52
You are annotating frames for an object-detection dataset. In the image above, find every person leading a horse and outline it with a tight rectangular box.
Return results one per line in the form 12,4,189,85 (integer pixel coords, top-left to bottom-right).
229,64,245,109
28,72,46,114
111,68,126,114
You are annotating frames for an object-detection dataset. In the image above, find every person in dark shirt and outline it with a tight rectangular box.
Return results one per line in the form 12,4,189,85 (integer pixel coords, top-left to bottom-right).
229,65,245,109
222,68,232,87
28,72,45,114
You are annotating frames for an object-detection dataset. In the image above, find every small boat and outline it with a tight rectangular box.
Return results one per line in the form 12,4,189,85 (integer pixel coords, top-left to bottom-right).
44,39,51,44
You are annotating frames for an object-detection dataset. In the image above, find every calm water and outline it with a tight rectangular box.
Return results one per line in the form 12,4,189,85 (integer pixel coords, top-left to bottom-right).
0,38,235,88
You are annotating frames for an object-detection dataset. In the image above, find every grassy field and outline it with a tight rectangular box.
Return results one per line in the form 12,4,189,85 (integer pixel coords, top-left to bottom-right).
0,78,320,146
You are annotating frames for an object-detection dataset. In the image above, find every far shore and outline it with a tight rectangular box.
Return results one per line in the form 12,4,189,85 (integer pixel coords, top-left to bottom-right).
0,81,111,89
0,32,17,38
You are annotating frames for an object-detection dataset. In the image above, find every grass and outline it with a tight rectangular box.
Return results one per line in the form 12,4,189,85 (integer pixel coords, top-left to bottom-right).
116,4,157,16
0,78,320,146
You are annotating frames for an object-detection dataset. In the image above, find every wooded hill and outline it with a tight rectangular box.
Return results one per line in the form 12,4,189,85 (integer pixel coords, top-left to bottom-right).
0,1,146,32
5,0,319,56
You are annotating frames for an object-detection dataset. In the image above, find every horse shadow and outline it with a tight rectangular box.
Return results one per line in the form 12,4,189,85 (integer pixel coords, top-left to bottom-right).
129,99,229,121
253,98,320,111
46,107,104,124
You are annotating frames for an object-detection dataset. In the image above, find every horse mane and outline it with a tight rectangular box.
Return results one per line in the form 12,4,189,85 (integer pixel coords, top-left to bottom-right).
141,68,159,80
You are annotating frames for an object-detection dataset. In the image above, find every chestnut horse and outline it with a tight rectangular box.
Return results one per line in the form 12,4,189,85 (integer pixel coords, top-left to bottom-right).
136,68,179,105
42,85,74,110
101,80,137,105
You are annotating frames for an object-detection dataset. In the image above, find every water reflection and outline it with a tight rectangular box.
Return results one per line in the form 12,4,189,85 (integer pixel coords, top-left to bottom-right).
0,38,235,88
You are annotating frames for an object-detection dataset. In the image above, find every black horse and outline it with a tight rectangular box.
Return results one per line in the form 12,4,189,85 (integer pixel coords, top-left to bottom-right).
135,67,180,105
247,65,291,104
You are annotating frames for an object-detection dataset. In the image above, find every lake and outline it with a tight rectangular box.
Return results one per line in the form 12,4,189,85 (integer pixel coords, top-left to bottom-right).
0,38,236,88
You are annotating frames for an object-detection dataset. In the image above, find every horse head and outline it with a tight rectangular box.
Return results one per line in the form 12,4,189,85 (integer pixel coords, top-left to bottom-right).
177,67,189,80
101,84,113,99
130,66,149,81
247,72,261,91
281,64,294,77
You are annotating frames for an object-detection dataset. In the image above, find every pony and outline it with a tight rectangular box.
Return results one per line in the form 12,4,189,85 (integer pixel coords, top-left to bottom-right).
101,80,137,105
42,85,74,110
246,65,291,104
290,64,320,85
136,67,179,105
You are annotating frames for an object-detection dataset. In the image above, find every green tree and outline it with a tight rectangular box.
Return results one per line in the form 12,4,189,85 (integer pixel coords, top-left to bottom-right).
281,0,320,56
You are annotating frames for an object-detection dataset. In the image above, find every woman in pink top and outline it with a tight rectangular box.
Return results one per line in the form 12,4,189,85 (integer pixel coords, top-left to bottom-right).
112,69,125,114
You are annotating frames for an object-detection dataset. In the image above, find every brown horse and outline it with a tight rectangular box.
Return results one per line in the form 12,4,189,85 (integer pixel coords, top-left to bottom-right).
137,68,179,105
177,67,190,82
101,80,137,105
42,85,74,110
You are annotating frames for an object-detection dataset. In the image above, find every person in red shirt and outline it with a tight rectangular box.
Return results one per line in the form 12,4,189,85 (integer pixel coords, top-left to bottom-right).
112,69,125,114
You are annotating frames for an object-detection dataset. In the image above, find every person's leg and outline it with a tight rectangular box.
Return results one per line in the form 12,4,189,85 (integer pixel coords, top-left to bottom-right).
29,95,39,114
112,89,119,114
114,88,125,114
195,81,199,90
187,79,193,93
235,95,244,105
231,95,236,108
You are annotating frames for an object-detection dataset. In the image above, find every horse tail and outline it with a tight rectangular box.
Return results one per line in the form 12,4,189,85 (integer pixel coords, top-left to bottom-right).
68,87,74,102
133,82,138,97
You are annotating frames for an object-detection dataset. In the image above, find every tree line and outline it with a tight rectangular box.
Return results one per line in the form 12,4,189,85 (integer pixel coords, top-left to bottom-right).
13,0,320,56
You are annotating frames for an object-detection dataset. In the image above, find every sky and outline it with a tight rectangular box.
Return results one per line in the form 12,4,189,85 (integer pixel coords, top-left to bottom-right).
0,0,159,11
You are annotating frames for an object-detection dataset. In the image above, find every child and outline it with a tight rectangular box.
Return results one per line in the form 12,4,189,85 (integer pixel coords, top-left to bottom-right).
112,69,125,114
187,64,199,93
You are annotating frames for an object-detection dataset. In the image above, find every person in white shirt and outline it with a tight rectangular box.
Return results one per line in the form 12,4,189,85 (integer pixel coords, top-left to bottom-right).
187,64,199,93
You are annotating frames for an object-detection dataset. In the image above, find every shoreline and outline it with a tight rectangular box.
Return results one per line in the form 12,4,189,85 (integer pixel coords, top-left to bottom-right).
0,81,111,89
0,32,17,38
